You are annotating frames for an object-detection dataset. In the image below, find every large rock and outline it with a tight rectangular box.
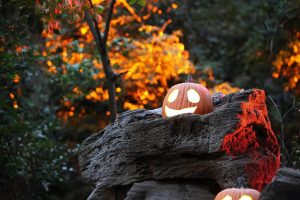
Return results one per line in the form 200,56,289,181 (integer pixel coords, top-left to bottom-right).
125,180,216,200
260,168,300,200
78,89,280,199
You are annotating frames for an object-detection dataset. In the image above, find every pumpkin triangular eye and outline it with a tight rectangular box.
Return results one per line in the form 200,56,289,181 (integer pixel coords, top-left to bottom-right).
168,89,179,103
239,195,252,200
187,89,200,103
222,195,232,200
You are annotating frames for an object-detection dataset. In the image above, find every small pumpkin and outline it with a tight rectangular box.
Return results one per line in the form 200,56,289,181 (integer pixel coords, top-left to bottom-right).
214,177,260,200
162,77,213,118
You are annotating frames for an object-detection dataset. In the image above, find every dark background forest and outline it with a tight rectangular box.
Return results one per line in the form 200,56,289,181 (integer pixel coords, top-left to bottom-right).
1,0,300,199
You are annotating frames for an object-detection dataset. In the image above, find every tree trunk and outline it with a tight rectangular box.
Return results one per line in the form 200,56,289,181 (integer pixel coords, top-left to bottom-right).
85,0,118,122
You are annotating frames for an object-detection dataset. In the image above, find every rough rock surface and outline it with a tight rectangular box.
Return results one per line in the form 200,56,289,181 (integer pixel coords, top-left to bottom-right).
125,180,216,200
78,89,280,200
260,168,300,200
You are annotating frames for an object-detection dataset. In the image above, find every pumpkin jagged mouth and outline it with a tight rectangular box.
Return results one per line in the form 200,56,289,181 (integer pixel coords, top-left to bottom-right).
165,106,197,117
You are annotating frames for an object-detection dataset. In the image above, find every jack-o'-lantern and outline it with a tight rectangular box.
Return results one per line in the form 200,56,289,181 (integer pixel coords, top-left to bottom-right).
214,177,260,200
162,79,213,118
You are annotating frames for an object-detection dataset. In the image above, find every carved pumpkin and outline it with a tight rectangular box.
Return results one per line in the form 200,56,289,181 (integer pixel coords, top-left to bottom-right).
162,80,213,118
214,177,260,200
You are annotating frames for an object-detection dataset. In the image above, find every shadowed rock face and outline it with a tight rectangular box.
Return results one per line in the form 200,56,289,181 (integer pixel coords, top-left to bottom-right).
124,180,217,200
78,89,280,200
260,168,300,200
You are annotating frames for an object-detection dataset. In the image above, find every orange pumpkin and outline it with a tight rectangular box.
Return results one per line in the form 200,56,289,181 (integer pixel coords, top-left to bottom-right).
214,177,260,200
162,80,213,118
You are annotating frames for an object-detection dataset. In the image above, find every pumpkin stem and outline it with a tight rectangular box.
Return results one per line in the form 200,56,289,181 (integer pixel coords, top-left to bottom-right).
186,75,194,83
235,176,247,188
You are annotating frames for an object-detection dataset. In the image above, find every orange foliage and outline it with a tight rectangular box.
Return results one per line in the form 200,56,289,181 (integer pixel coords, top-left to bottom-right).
86,88,109,102
171,3,178,9
118,0,142,22
91,0,105,5
39,0,239,119
13,74,20,84
13,101,18,109
40,6,194,116
7,74,21,109
9,93,15,99
15,45,28,53
109,29,194,109
273,35,300,95
211,82,240,95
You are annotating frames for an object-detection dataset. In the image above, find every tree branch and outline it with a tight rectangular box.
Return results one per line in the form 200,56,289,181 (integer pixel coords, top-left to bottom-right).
112,70,128,81
268,96,282,121
282,103,300,120
84,10,99,46
268,95,286,165
85,10,116,78
84,4,118,122
104,0,116,44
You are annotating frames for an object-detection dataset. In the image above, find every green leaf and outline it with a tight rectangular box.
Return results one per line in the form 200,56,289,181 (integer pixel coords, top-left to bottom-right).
128,0,137,5
137,0,146,6
96,5,104,14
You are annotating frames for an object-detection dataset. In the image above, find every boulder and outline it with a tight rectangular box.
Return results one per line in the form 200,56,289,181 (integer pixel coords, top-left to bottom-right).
125,180,216,200
79,89,280,199
260,168,300,200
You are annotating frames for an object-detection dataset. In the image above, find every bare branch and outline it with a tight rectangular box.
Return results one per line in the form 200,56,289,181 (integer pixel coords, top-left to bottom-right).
268,95,282,122
85,3,118,122
84,11,106,61
84,10,100,48
88,0,95,8
268,95,300,166
104,0,116,44
268,95,286,165
282,103,300,120
112,71,128,81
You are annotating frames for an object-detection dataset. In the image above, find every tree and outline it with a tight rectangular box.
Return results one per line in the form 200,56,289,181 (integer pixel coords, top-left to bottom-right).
39,0,150,122
38,0,195,124
0,1,81,199
84,0,119,122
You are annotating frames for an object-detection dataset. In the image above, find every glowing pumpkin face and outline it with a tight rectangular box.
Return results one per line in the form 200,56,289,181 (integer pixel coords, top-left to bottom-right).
214,188,260,200
162,82,213,118
215,177,260,200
